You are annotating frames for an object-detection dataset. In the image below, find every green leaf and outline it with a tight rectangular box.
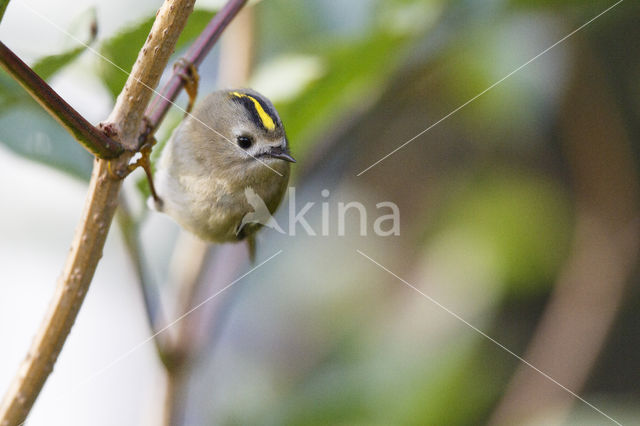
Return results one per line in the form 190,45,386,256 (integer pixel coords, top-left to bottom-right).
32,46,88,82
0,44,96,179
0,75,93,179
0,0,10,24
98,9,217,99
431,170,573,295
0,106,93,179
0,69,22,109
0,8,96,180
0,10,98,179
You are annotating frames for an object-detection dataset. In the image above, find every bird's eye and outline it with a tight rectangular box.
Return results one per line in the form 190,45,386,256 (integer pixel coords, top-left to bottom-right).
237,135,253,149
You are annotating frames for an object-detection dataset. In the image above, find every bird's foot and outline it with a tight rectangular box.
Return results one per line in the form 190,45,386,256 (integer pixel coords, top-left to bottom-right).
128,135,162,206
174,58,200,115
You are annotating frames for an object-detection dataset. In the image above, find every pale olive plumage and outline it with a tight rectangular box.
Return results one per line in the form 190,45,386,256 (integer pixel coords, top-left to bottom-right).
152,89,293,246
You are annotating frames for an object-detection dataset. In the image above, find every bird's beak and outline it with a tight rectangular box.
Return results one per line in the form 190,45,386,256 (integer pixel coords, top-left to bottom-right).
268,145,296,163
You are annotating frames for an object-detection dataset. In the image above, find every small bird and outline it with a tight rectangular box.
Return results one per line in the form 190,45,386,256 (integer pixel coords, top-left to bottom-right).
150,89,295,258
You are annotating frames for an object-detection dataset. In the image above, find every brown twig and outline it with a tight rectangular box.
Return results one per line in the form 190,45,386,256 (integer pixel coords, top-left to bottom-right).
116,197,170,361
158,6,253,424
0,1,196,424
119,0,250,335
103,1,195,150
0,41,123,158
145,0,248,132
162,234,210,426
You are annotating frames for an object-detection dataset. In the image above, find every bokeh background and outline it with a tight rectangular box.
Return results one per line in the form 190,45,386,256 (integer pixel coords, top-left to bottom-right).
1,0,639,425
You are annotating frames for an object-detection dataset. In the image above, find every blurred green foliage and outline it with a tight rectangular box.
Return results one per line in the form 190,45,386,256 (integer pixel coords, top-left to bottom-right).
256,0,436,157
1,0,637,424
433,170,572,295
267,338,502,425
0,81,94,178
275,33,407,158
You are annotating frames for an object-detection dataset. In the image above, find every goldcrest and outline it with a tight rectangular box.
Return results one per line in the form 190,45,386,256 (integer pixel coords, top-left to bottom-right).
150,89,295,249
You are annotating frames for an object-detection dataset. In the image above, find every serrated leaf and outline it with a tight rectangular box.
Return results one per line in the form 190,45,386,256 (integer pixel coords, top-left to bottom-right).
98,9,216,99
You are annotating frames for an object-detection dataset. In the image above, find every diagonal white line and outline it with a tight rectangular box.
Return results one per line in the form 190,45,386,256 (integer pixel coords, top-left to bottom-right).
356,0,624,176
20,1,283,176
356,249,622,426
67,250,282,395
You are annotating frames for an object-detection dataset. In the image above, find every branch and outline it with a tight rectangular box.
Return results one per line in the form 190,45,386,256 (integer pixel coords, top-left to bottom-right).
113,0,250,372
145,0,248,131
116,197,169,361
0,0,195,424
102,0,192,149
162,234,211,425
157,6,252,423
0,41,123,158
105,0,246,149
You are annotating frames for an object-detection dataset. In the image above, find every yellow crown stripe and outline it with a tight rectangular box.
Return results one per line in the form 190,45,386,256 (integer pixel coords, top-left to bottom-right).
231,91,276,131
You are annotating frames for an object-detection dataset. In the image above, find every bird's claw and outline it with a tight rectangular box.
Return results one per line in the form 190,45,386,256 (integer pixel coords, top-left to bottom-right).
174,58,199,115
129,136,162,205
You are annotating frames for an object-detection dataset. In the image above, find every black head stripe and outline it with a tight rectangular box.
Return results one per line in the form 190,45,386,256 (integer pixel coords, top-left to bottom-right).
251,93,280,126
229,91,280,132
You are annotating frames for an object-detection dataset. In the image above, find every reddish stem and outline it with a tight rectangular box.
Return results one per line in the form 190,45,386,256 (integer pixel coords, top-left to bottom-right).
145,0,248,131
0,41,123,158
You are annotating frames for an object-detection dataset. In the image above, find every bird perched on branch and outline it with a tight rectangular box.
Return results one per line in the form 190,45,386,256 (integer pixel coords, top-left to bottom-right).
148,89,295,260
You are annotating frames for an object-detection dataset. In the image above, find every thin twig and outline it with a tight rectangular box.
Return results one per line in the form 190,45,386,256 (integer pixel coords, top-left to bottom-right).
102,1,193,150
145,0,248,131
0,1,196,424
163,368,187,426
114,0,250,372
162,234,210,425
0,41,123,158
157,5,253,423
116,197,170,364
175,3,255,358
124,0,249,342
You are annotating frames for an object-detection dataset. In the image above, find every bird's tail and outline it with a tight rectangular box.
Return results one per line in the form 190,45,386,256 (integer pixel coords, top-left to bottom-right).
246,235,256,264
